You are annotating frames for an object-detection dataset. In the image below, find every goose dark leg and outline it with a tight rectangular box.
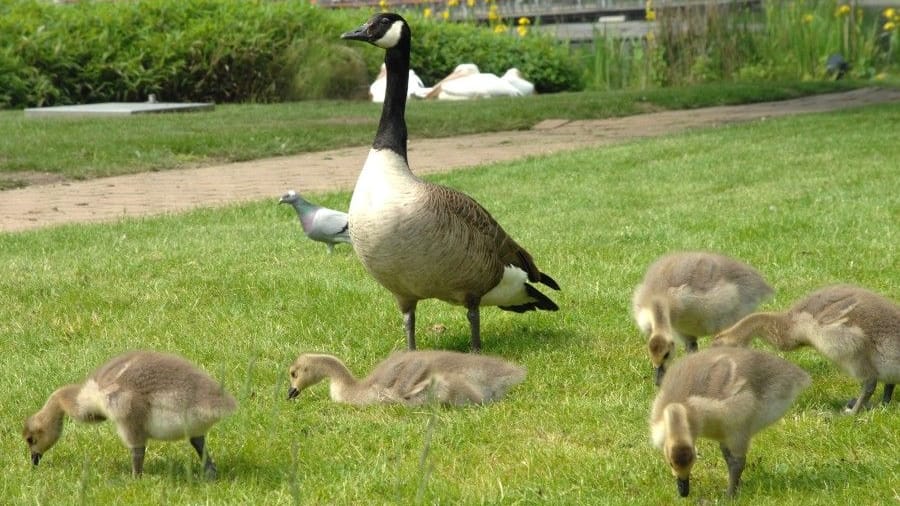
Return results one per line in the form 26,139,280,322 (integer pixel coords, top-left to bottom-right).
190,435,218,479
719,444,745,497
131,447,145,477
882,384,895,405
466,303,482,353
399,300,417,350
846,378,877,414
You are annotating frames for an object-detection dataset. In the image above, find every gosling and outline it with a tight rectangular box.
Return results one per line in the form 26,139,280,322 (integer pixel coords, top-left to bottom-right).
713,284,900,413
650,347,810,497
632,251,773,385
287,350,526,406
23,350,237,478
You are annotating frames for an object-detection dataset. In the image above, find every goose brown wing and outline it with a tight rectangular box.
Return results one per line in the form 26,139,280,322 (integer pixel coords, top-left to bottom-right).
423,183,548,285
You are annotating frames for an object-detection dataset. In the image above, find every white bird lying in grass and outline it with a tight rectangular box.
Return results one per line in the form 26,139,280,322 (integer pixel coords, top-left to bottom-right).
279,190,351,253
423,63,523,100
369,63,427,103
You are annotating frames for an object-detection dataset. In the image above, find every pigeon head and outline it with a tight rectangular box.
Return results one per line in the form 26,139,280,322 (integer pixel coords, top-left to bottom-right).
279,190,301,205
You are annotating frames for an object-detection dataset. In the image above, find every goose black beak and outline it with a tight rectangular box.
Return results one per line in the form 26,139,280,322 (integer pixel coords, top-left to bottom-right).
677,477,690,497
654,366,666,386
341,24,371,42
287,387,299,400
31,452,42,466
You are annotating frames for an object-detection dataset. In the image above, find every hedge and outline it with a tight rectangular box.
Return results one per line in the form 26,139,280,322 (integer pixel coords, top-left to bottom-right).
0,0,583,108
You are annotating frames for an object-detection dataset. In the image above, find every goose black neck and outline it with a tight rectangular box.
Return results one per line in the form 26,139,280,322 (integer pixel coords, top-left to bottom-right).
373,41,410,160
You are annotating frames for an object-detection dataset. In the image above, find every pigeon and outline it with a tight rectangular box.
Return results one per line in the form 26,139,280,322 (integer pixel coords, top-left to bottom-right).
279,190,351,253
825,53,849,80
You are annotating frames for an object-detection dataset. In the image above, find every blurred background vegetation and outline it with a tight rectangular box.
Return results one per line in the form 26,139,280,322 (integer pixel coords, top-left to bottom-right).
0,0,897,108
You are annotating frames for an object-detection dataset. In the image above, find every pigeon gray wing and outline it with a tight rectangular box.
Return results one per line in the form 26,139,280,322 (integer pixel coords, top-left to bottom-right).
310,208,351,243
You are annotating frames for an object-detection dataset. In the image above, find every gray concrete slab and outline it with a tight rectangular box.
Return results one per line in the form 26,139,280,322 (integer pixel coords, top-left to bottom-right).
24,102,214,118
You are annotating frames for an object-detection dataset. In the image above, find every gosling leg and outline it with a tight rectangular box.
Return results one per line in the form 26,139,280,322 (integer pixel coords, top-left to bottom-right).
882,384,895,405
846,378,878,414
131,447,145,477
190,435,218,479
719,443,746,497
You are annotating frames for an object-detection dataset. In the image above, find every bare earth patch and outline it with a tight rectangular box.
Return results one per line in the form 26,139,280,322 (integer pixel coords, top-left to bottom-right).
1,87,898,233
0,171,69,191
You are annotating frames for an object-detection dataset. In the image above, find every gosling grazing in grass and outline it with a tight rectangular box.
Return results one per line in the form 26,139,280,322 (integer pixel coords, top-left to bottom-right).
341,13,559,352
23,351,236,478
287,350,526,406
650,347,810,498
632,251,773,385
713,284,900,413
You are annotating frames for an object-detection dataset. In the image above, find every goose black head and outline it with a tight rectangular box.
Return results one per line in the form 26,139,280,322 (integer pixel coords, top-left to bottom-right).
341,13,409,49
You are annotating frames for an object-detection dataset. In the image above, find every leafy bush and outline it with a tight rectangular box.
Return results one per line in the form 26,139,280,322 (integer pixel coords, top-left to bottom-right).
0,0,582,109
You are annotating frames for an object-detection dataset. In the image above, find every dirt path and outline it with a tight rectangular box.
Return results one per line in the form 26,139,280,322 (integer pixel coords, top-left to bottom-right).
2,87,898,233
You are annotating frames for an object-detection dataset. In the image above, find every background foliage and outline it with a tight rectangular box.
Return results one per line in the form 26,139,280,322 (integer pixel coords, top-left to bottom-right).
0,0,582,108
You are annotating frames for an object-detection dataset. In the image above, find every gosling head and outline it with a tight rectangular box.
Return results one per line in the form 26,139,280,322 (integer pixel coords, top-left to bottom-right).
287,354,328,400
665,442,696,497
341,12,410,50
22,414,63,466
648,334,675,386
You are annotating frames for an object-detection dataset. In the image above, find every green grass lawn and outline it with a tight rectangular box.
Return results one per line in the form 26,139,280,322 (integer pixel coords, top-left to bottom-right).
0,80,863,183
1,101,898,504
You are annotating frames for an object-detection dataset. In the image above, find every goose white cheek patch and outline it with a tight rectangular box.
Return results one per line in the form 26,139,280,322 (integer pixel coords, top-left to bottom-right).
374,21,404,48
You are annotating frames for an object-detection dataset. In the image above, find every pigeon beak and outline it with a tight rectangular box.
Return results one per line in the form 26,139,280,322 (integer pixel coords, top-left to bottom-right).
654,366,666,386
677,477,690,497
287,387,299,400
31,452,42,466
341,23,372,42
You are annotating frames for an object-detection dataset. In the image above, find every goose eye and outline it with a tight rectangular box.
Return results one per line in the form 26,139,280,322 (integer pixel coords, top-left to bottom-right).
290,371,297,378
26,436,34,445
663,351,671,360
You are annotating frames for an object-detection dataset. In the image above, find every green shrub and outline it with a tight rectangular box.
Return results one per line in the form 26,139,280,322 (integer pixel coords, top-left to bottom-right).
0,0,582,108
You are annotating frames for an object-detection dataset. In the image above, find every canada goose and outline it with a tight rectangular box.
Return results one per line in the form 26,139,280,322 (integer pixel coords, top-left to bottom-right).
650,347,810,497
279,190,351,253
501,68,535,96
369,63,427,103
23,351,236,478
713,284,900,413
340,13,560,352
287,350,526,406
632,251,773,385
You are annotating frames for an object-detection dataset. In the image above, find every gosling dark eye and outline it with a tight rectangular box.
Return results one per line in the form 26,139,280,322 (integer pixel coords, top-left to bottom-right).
290,371,296,378
663,351,671,360
26,436,34,445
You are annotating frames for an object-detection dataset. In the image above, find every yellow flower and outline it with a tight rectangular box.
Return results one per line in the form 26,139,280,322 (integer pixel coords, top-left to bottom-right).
886,21,897,31
442,9,450,20
423,7,432,18
884,8,896,19
646,9,656,21
518,17,530,26
448,0,459,6
493,24,506,34
802,13,814,24
378,0,388,10
835,4,850,17
467,0,475,6
517,25,528,37
488,6,499,22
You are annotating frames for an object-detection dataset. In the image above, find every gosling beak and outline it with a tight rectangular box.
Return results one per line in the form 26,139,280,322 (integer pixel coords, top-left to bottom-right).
31,452,42,466
287,387,299,400
341,24,371,42
654,366,666,386
677,477,690,497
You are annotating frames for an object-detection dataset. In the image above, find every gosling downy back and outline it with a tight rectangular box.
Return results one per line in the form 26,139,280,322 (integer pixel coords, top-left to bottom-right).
633,251,773,384
288,350,526,406
650,347,810,497
714,284,900,413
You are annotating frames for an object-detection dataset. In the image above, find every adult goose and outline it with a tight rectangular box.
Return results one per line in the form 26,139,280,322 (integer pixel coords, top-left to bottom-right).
341,13,560,352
